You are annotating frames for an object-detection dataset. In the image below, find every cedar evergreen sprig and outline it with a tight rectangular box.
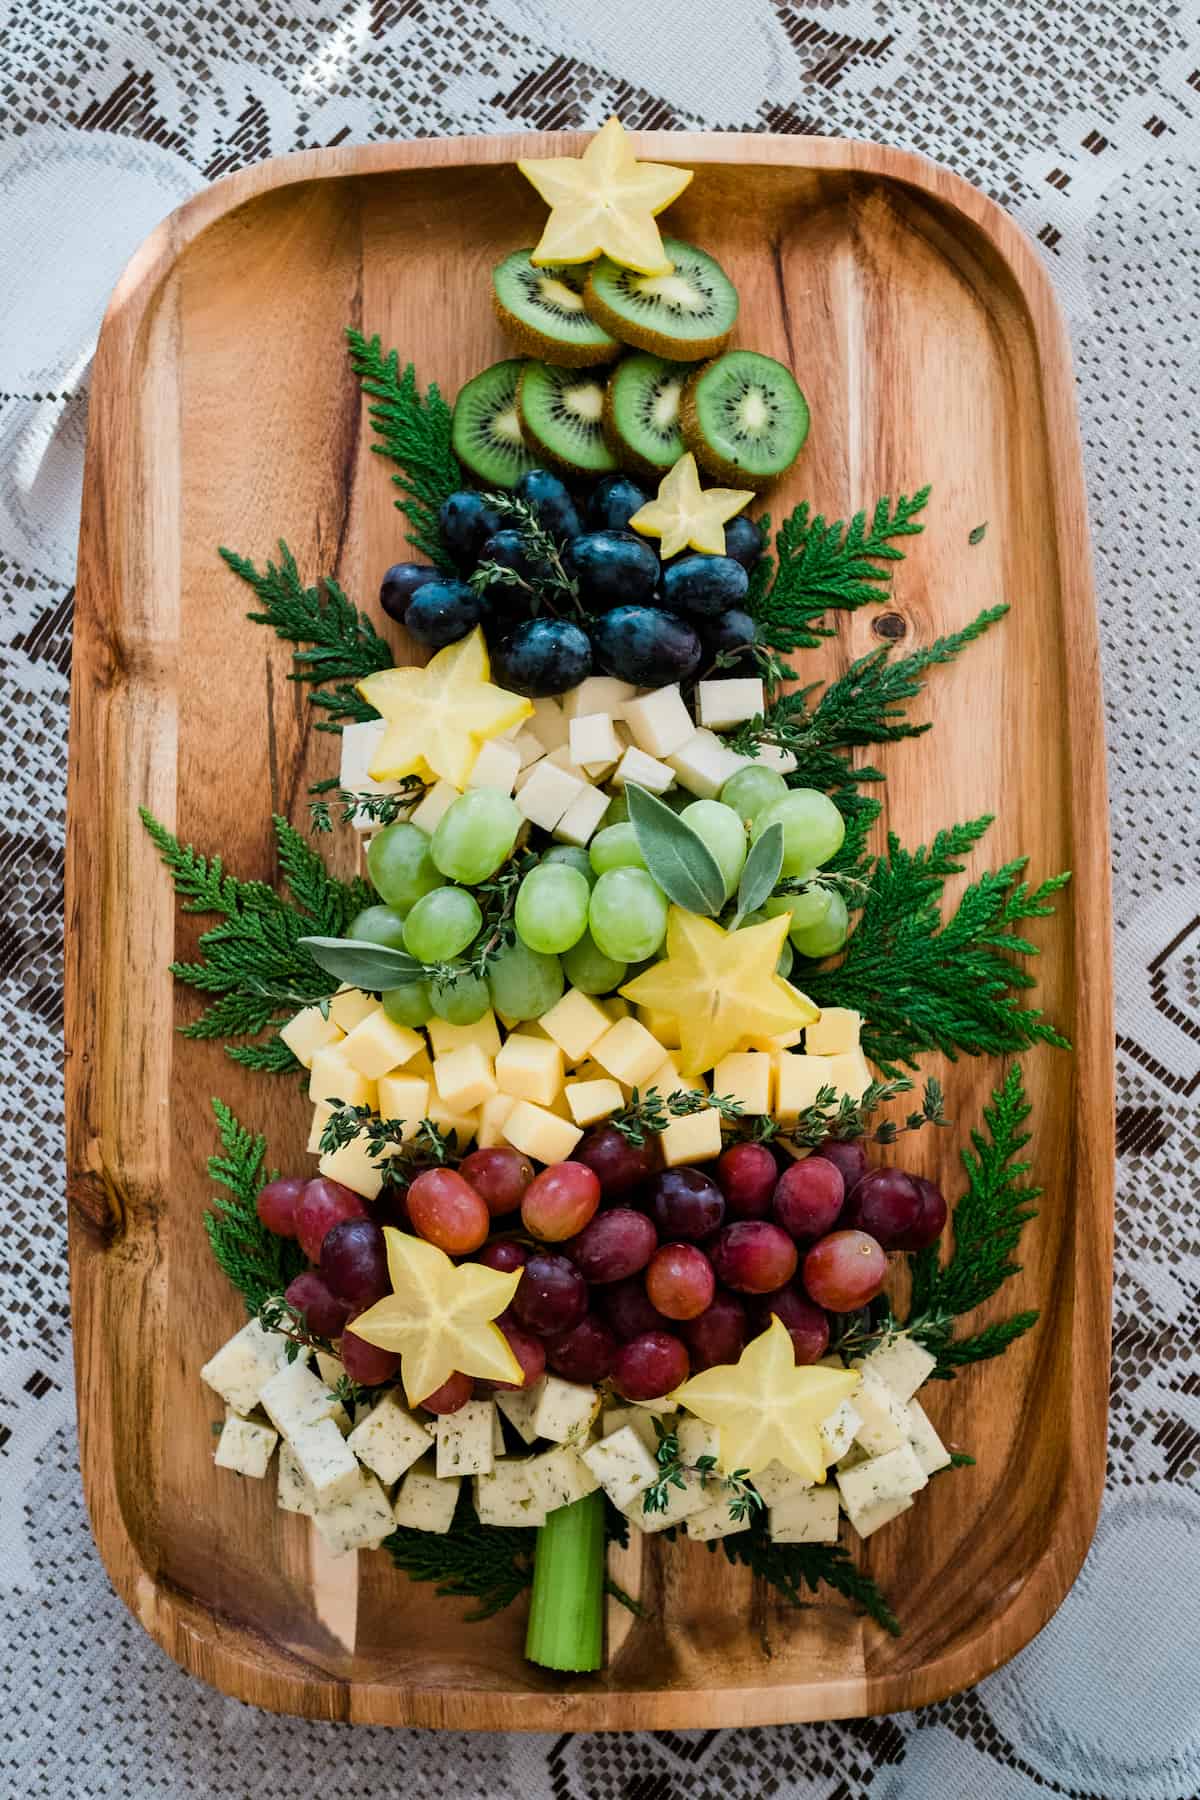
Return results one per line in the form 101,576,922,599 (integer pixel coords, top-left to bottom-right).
140,809,371,1071
717,1518,900,1636
345,328,462,568
384,1484,537,1620
204,1099,304,1312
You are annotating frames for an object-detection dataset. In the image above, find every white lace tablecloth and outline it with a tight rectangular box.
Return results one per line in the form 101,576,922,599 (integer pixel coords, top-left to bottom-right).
2,3,1198,1795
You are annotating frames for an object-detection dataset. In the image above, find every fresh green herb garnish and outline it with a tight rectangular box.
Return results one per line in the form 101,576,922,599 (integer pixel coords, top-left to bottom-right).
643,1421,763,1524
469,493,582,618
610,1085,745,1147
384,1485,537,1621
309,784,427,833
345,328,462,569
716,1521,901,1635
318,1106,459,1175
783,1076,949,1151
204,1100,304,1312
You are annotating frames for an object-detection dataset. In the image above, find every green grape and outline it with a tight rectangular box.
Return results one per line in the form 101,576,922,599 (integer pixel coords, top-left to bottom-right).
562,930,627,996
602,790,630,826
766,884,835,939
789,888,850,959
720,763,789,823
680,799,747,898
430,965,492,1024
366,822,440,911
347,904,409,949
402,885,483,962
738,909,797,976
751,789,845,875
487,937,565,1021
383,981,433,1026
514,865,590,955
589,822,646,875
431,790,522,884
541,843,596,887
588,868,669,963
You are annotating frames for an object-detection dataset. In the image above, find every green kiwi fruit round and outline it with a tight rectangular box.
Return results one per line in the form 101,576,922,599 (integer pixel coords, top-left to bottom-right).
451,358,539,488
680,350,809,488
517,362,620,476
603,353,695,478
492,249,621,367
585,239,739,361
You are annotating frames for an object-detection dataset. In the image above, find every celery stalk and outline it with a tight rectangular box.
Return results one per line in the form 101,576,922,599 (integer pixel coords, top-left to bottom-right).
524,1491,605,1672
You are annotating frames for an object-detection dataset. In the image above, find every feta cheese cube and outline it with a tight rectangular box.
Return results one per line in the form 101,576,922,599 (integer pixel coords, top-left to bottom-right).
527,1444,600,1513
277,1442,317,1516
511,726,547,770
328,987,378,1033
859,1332,938,1403
552,783,609,847
602,1405,662,1455
591,1017,665,1087
200,1318,290,1416
906,1397,953,1476
309,1044,374,1109
502,1099,582,1163
612,745,675,793
836,1444,928,1533
695,677,764,731
622,685,696,758
376,1073,430,1140
347,1392,434,1485
393,1458,460,1533
677,1417,721,1463
515,759,587,830
769,1483,840,1543
476,1092,516,1148
569,712,623,770
317,1136,389,1201
287,1417,362,1507
751,1460,813,1506
633,1469,710,1533
712,1051,772,1116
531,1375,601,1444
804,1007,863,1057
495,1033,564,1106
849,1365,915,1456
434,1043,497,1113
818,1398,863,1465
340,1008,424,1081
435,1399,495,1477
492,1405,507,1458
666,728,749,798
258,1360,345,1437
312,1466,396,1554
494,1376,545,1445
466,736,521,794
214,1411,279,1479
539,988,612,1065
280,1005,344,1070
685,1495,752,1540
565,1078,624,1126
409,779,460,834
753,742,798,777
473,1458,549,1528
530,696,569,751
562,677,637,720
338,719,413,826
427,1010,501,1060
773,1053,839,1124
660,1108,723,1166
581,1426,659,1509
635,1006,681,1049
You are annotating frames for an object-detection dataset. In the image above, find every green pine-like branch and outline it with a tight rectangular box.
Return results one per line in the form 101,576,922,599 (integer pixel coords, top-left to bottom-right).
346,328,462,569
204,1099,304,1312
718,1518,900,1635
383,1486,537,1620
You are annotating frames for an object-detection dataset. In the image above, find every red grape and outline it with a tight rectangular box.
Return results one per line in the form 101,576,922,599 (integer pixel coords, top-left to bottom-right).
748,1284,829,1363
256,1175,306,1238
574,1122,661,1197
547,1313,618,1382
284,1270,352,1340
813,1138,869,1195
842,1168,921,1248
407,1167,490,1254
511,1252,589,1336
477,1239,528,1274
567,1208,658,1283
419,1370,474,1414
320,1218,390,1308
772,1157,844,1242
715,1142,777,1219
894,1176,948,1251
802,1229,888,1312
612,1330,690,1401
600,1275,670,1341
645,1243,715,1320
295,1178,369,1263
681,1289,747,1370
458,1146,535,1216
522,1161,601,1241
648,1168,725,1242
340,1326,401,1386
709,1221,798,1293
487,1316,547,1391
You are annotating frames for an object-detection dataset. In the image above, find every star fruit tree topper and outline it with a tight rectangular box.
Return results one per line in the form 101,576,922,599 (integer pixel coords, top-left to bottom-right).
518,117,693,276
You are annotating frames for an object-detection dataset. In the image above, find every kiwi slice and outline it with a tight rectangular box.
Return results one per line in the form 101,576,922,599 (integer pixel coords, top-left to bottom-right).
681,350,809,488
451,358,539,488
603,352,695,478
518,361,620,476
492,249,621,367
585,238,738,361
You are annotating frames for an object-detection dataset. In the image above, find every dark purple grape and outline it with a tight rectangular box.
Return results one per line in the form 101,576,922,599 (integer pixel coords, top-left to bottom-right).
724,514,767,569
842,1168,921,1249
479,527,552,584
285,1270,352,1340
340,1327,401,1386
546,1313,618,1382
587,475,649,533
772,1158,845,1243
893,1176,948,1251
514,468,582,541
404,579,484,649
648,1167,725,1242
612,1331,689,1401
600,1274,670,1341
813,1139,869,1196
681,1289,748,1370
419,1370,474,1413
492,616,592,697
476,1239,529,1274
380,562,440,622
575,1123,661,1197
747,1284,830,1363
295,1179,369,1263
256,1175,306,1238
566,530,660,609
701,608,757,666
511,1252,589,1336
568,1208,658,1283
320,1218,390,1308
715,1142,777,1219
439,491,502,568
710,1221,798,1293
592,605,703,686
487,1317,546,1391
661,553,749,619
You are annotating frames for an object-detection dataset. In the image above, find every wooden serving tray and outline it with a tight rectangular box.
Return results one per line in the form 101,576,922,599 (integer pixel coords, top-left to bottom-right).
65,133,1113,1729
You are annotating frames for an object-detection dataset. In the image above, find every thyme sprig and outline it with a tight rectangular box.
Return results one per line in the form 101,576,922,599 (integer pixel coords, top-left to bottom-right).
469,494,583,618
643,1422,764,1525
609,1085,746,1147
309,783,426,834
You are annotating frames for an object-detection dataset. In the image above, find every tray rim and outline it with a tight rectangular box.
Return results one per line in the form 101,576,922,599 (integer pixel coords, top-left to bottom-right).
65,129,1114,1730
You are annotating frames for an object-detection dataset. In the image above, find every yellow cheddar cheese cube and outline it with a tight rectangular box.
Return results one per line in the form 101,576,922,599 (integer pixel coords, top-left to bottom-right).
636,1006,681,1049
539,989,612,1065
434,1044,497,1114
804,1008,863,1057
824,1047,874,1102
713,1052,772,1116
773,1053,839,1124
377,1074,430,1141
477,1093,516,1148
427,1010,501,1061
425,1095,480,1148
591,1017,666,1088
564,1078,624,1126
645,1056,683,1099
600,996,631,1022
309,1045,374,1109
280,1005,344,1069
660,1108,723,1167
340,1008,424,1081
406,1044,434,1081
572,1056,614,1087
328,987,378,1033
308,1102,334,1154
741,1027,804,1054
495,1033,564,1106
318,1136,390,1201
502,1100,583,1164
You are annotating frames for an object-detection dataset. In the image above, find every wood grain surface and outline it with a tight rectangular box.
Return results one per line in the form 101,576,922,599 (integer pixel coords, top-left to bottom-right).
65,132,1114,1729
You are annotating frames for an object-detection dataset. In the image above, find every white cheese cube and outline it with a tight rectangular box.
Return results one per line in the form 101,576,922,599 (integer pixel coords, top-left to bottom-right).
906,1397,953,1476
666,728,749,798
685,1494,752,1540
531,1375,601,1445
494,1376,546,1445
753,742,798,777
214,1411,279,1479
317,1135,388,1202
803,1007,863,1057
602,1405,662,1456
836,1444,928,1527
495,1033,564,1106
850,1365,915,1455
200,1318,290,1416
562,677,637,720
612,745,675,793
312,1467,395,1555
545,744,592,784
676,1417,721,1463
844,1492,915,1539
751,1459,813,1506
539,988,612,1064
473,1458,549,1528
279,1004,344,1070
858,1332,938,1403
338,719,413,826
328,987,377,1033
277,1442,317,1516
427,1011,501,1059
621,685,695,758
530,695,570,750
258,1360,345,1437
502,1099,582,1163
347,1392,435,1485
287,1417,362,1507
393,1458,460,1533
466,735,521,794
340,1008,424,1080
659,1108,723,1167
695,677,765,731
769,1483,840,1544
515,759,587,831
549,784,606,850
590,1017,665,1087
527,1444,600,1514
409,779,460,834
435,1399,495,1477
818,1398,863,1465
511,726,547,770
581,1425,659,1509
565,1078,624,1126
569,712,623,770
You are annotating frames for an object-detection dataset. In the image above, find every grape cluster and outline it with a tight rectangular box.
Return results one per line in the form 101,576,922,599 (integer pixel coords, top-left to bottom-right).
378,466,765,699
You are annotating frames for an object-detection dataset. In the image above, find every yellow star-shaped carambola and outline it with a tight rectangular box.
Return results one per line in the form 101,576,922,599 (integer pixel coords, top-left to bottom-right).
628,451,755,557
621,906,817,1077
672,1315,860,1479
357,626,531,789
347,1227,524,1408
517,116,692,276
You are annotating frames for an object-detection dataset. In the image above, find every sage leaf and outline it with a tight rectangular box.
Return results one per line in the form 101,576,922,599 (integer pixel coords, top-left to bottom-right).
625,783,726,918
300,935,425,990
731,822,784,929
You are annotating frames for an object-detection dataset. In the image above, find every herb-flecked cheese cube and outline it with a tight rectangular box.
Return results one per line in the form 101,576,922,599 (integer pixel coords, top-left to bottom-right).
376,1073,430,1140
409,780,460,834
492,1405,506,1458
347,1392,435,1485
316,1350,346,1389
279,1004,345,1069
562,677,637,720
666,728,748,798
844,1492,914,1539
590,1017,665,1087
515,759,587,830
495,1033,564,1106
660,1108,723,1167
906,1397,952,1475
317,1136,388,1201
552,783,609,847
612,745,674,793
804,1007,863,1057
569,712,623,769
539,988,612,1064
258,1360,345,1437
836,1444,927,1525
695,677,764,731
309,1044,374,1109
685,1494,752,1540
312,1467,396,1555
527,1445,600,1514
850,1365,914,1455
751,1460,813,1506
631,1472,709,1532
466,736,521,794
435,1399,495,1478
473,1458,549,1528
427,1010,501,1060
287,1417,361,1507
502,1100,582,1163
565,1078,624,1126
477,1092,516,1148
393,1458,460,1533
277,1442,317,1516
712,1051,772,1116
494,1376,546,1444
214,1411,279,1479
340,1008,424,1080
602,1405,663,1455
434,1042,497,1113
818,1398,863,1465
581,1425,659,1509
329,986,378,1033
200,1318,291,1416
531,1375,601,1444
858,1332,938,1403
769,1483,840,1544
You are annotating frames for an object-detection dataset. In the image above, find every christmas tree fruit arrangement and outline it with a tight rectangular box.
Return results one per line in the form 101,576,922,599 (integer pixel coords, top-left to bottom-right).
149,119,1071,1675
